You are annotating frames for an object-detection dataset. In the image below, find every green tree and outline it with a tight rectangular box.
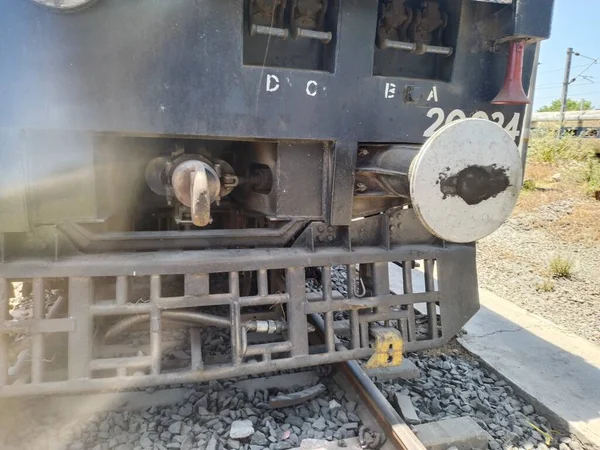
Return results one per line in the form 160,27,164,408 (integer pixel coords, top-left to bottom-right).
538,98,593,112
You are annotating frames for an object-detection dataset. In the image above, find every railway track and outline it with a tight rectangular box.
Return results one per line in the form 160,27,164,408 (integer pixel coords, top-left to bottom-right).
0,274,426,450
0,329,581,450
311,314,425,450
0,300,428,450
0,334,579,450
0,351,423,450
0,268,581,450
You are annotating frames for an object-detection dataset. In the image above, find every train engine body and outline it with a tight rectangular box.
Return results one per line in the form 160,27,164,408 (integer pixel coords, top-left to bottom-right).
0,0,553,397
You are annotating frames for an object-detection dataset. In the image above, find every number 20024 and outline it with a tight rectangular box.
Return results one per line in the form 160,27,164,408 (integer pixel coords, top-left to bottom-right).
424,108,521,139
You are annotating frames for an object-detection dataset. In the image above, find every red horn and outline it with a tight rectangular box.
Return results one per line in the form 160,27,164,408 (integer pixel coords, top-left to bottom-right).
492,40,530,105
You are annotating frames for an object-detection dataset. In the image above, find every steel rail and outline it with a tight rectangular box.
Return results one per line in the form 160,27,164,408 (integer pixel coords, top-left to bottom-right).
310,313,426,450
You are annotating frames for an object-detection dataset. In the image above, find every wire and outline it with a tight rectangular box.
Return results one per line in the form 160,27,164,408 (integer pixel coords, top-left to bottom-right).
535,84,564,90
255,2,278,115
534,53,600,104
564,88,600,96
536,81,598,91
574,53,598,61
536,83,600,93
538,63,592,74
570,57,600,85
536,90,600,100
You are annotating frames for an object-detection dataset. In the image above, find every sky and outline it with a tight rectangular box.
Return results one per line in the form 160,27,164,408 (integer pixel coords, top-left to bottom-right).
534,0,600,110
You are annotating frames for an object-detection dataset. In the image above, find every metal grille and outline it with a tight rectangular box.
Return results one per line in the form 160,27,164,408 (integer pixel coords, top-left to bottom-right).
0,244,476,396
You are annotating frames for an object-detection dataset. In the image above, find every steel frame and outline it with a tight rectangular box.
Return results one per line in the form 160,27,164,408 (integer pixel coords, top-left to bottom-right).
0,241,477,397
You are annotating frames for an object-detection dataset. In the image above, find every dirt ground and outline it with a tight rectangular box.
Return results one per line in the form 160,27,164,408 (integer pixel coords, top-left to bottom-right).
477,159,600,344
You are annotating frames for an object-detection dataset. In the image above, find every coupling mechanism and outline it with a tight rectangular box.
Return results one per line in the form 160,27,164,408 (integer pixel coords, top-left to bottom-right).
145,154,238,227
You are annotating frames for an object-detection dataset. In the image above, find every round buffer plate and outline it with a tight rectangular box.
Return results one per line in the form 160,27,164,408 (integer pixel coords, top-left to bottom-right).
409,119,523,243
32,0,97,11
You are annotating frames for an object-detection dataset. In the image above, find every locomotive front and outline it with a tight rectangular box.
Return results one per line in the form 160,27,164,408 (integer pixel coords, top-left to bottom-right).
0,0,554,396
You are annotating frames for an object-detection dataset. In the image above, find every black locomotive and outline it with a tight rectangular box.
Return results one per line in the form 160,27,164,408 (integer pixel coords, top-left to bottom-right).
0,0,554,396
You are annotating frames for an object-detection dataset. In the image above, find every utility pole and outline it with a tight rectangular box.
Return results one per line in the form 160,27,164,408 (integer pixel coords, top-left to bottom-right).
559,47,574,135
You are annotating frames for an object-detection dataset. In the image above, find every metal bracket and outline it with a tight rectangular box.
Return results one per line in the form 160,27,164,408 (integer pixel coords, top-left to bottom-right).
380,39,453,56
249,0,332,43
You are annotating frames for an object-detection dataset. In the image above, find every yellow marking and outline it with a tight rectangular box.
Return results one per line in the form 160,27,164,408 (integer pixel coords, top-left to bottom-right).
364,326,403,369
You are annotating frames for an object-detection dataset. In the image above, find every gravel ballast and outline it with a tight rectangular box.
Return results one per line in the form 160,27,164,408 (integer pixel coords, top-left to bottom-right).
0,375,364,450
477,215,600,343
382,351,585,450
2,246,594,450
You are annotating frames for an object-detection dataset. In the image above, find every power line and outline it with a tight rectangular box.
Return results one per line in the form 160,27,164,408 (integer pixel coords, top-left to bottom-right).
538,63,592,74
536,81,598,90
536,50,600,108
536,90,600,100
574,53,598,61
568,83,600,90
569,56,600,85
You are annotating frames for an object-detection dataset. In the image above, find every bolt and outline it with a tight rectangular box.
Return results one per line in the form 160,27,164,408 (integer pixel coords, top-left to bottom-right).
318,225,325,233
358,148,369,157
317,235,325,242
327,235,334,242
389,225,395,231
355,183,367,193
327,226,335,232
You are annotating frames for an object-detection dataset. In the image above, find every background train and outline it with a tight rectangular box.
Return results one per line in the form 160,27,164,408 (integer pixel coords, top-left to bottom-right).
532,111,600,137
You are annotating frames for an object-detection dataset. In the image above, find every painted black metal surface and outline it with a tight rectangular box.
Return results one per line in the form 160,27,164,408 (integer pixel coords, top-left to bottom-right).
0,0,557,397
0,0,535,144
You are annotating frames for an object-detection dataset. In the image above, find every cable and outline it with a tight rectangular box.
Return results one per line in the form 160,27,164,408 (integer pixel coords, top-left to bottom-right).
574,53,598,61
563,89,600,96
535,84,564,90
536,90,600,100
535,53,600,104
539,63,592,74
570,57,600,85
536,81,598,91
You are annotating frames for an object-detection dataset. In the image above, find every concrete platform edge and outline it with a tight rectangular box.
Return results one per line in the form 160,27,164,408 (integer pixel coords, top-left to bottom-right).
458,289,600,450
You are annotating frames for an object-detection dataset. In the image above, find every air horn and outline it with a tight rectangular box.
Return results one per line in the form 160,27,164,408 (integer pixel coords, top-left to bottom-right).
492,40,530,105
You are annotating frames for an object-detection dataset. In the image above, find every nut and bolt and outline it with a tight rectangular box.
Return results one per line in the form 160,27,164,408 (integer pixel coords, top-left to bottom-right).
358,148,369,157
